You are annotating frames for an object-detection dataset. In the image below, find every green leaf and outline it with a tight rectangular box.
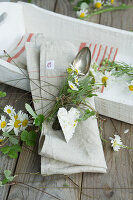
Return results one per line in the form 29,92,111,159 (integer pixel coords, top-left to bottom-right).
34,114,44,129
21,130,37,147
0,146,10,154
8,150,18,159
2,132,10,137
2,178,9,185
0,181,3,186
9,137,18,145
4,170,11,178
10,145,22,152
0,91,6,98
0,145,21,159
78,109,96,121
25,103,37,119
7,176,14,182
21,130,28,142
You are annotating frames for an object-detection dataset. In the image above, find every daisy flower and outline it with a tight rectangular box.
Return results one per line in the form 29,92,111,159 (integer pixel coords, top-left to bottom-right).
96,71,113,87
20,112,32,131
68,81,79,91
74,76,80,86
77,9,88,18
0,115,7,132
69,64,84,75
94,0,103,9
7,117,22,136
4,105,15,116
127,80,133,91
124,129,129,134
0,136,5,143
109,135,125,151
80,2,89,10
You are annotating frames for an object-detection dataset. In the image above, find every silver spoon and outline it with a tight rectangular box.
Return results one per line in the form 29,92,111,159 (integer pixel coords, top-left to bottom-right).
52,47,91,130
72,47,91,75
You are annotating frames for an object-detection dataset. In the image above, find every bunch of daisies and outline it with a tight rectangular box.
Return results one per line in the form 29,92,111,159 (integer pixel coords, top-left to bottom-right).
77,0,115,19
0,105,32,142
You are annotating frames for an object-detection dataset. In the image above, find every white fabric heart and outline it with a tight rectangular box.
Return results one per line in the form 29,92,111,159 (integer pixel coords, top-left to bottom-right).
57,107,80,143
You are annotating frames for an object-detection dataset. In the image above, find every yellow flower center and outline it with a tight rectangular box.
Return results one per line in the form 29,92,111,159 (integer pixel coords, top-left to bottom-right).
22,119,28,127
7,109,11,114
113,140,117,147
102,76,108,84
75,79,78,83
95,2,102,8
0,138,4,142
14,114,18,120
1,121,6,128
128,85,133,91
75,69,79,74
111,0,114,4
67,68,73,74
14,120,21,128
70,85,74,89
80,12,85,18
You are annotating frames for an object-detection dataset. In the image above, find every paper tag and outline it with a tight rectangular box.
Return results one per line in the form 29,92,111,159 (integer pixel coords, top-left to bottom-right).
46,60,55,70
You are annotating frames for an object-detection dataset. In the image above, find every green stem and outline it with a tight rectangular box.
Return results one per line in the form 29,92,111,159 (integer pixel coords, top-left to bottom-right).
83,5,133,19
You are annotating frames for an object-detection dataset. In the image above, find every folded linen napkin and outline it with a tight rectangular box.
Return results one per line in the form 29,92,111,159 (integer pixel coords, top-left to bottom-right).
26,37,107,175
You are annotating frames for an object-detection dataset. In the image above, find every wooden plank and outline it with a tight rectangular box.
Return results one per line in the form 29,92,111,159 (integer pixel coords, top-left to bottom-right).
81,189,133,200
80,117,133,199
99,0,133,31
7,143,82,200
0,84,30,200
11,0,57,11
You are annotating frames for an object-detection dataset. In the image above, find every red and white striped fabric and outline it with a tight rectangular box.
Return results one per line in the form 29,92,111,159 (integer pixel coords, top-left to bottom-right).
1,33,34,69
78,42,118,66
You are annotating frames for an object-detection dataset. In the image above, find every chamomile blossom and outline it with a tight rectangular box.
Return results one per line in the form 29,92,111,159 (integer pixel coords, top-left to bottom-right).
94,0,103,9
96,71,113,87
4,105,15,116
124,129,129,134
77,9,88,18
20,113,32,131
74,76,80,86
0,136,5,143
80,2,89,10
0,115,7,132
7,117,22,136
69,64,84,75
127,80,133,92
68,81,79,91
109,135,125,151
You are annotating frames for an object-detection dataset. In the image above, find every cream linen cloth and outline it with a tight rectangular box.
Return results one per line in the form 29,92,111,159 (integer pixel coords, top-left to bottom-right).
26,38,107,175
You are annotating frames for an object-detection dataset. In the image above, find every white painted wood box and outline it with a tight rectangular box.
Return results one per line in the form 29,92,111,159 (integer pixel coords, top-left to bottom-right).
0,2,133,124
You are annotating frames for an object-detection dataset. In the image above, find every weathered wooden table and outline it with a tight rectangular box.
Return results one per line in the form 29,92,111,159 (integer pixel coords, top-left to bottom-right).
0,0,133,199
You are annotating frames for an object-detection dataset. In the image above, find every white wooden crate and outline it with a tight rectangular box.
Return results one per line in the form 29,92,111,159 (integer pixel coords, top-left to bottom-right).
0,2,133,124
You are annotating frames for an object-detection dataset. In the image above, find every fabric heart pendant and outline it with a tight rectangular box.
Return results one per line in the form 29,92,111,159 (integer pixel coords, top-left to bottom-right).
57,107,80,143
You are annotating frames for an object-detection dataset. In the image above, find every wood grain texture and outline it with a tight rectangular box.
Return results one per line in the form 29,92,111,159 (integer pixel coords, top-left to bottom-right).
80,117,133,199
99,0,133,31
11,0,57,11
0,84,30,200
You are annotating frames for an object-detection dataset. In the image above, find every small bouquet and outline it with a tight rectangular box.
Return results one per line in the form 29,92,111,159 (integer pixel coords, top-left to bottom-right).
71,0,132,19
0,99,37,159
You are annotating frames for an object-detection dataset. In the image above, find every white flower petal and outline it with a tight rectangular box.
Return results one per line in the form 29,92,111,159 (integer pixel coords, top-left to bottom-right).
124,129,129,134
